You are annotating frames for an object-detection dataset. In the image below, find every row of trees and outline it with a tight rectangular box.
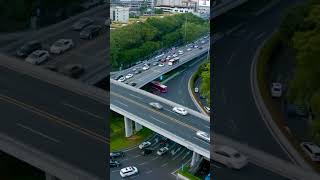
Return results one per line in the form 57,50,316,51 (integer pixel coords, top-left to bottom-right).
280,0,320,142
110,13,209,68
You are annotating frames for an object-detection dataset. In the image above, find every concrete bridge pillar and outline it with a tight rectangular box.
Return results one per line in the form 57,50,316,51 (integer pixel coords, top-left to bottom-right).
191,151,201,167
124,117,133,137
46,173,59,180
135,122,143,132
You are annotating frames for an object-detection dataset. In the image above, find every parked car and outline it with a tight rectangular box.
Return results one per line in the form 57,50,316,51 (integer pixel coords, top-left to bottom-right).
172,107,188,115
120,166,138,178
44,65,58,72
110,151,124,159
157,147,169,156
152,62,159,66
25,50,49,65
129,82,137,87
50,39,74,54
300,142,320,161
118,77,126,82
139,141,151,149
60,64,84,78
158,63,165,67
80,25,102,39
212,145,248,169
134,70,141,74
114,75,123,80
142,148,153,156
72,17,93,31
110,160,121,168
196,131,210,142
149,102,163,110
271,82,282,97
17,41,42,57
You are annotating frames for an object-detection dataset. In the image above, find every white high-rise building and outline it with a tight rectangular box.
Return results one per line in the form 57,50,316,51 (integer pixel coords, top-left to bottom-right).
110,6,130,23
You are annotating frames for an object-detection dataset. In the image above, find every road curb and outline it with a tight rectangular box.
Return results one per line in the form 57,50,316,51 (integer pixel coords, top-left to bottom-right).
250,31,312,170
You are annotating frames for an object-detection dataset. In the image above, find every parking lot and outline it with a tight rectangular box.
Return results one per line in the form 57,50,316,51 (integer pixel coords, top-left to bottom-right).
110,134,194,179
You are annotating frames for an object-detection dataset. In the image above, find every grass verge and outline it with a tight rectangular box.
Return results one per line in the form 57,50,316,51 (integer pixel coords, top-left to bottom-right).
177,166,202,180
110,117,153,151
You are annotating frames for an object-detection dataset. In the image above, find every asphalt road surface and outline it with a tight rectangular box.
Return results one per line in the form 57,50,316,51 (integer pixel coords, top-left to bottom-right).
0,65,108,179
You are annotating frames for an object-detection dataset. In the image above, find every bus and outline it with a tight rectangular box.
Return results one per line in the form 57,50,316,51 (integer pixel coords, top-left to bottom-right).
168,57,179,66
151,81,167,93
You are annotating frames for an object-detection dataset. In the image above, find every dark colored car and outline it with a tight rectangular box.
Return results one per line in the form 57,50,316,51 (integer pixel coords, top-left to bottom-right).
114,75,123,80
16,41,42,57
60,64,84,78
80,25,102,39
44,65,58,72
129,82,137,87
72,17,93,31
134,70,141,74
110,160,121,168
110,151,124,159
142,148,153,156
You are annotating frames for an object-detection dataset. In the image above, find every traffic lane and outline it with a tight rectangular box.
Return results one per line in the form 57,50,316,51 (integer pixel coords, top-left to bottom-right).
0,66,107,136
159,57,207,111
213,162,289,180
110,83,209,132
0,99,107,179
125,46,209,85
2,8,107,55
213,0,295,160
110,91,210,151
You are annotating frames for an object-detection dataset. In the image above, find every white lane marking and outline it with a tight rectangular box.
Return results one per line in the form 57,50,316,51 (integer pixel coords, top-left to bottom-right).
62,102,104,120
145,170,153,174
227,52,235,65
254,32,266,41
212,163,222,169
150,116,167,125
151,156,159,161
129,93,142,100
133,155,141,158
182,151,191,160
17,123,60,143
173,148,186,160
161,163,168,167
115,100,128,107
138,162,147,166
193,137,210,145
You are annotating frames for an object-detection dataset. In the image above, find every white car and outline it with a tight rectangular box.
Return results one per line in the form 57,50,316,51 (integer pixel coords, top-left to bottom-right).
125,73,133,79
172,107,188,115
204,106,210,113
118,77,126,82
119,166,138,178
139,141,151,149
25,50,49,65
212,145,248,169
194,87,199,93
50,39,74,54
187,48,192,51
194,45,199,48
157,147,169,156
300,142,320,161
149,102,163,109
196,131,210,142
172,54,178,57
271,82,282,97
158,63,164,67
142,65,149,70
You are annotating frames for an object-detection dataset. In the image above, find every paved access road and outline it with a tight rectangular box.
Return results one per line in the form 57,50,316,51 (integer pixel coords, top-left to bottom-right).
0,65,108,179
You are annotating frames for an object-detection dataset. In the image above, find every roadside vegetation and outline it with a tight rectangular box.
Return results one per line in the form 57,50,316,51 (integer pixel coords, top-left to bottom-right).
110,13,209,68
177,166,202,180
110,112,153,151
191,59,210,105
257,0,320,170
